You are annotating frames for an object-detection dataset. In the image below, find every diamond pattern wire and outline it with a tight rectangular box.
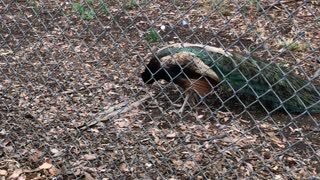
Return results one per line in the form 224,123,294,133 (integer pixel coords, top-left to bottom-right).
0,0,319,179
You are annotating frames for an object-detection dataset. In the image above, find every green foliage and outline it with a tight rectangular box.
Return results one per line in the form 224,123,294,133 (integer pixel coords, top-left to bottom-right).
27,0,36,6
201,0,232,17
145,28,160,43
238,0,261,15
125,0,138,10
248,0,262,12
248,0,260,4
72,2,95,20
99,0,109,15
288,42,308,52
172,0,182,6
27,0,39,11
86,0,94,5
278,38,309,52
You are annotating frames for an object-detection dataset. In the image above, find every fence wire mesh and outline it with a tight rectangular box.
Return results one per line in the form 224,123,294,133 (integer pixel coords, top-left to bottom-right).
0,0,319,179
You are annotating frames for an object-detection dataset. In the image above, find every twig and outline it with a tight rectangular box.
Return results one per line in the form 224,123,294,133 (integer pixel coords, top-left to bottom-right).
77,94,151,130
259,0,308,12
195,133,229,142
0,159,21,168
60,86,100,95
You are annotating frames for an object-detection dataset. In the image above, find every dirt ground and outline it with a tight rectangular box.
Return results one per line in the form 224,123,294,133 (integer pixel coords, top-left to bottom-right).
0,0,319,179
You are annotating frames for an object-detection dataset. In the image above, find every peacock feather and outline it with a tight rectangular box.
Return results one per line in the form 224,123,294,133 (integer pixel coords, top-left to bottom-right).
145,43,320,113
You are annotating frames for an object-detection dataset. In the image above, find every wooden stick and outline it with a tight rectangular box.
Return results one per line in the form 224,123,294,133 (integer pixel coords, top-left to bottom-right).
77,94,152,130
259,0,307,12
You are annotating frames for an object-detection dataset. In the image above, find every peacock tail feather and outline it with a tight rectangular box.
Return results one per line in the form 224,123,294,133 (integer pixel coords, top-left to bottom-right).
154,44,320,113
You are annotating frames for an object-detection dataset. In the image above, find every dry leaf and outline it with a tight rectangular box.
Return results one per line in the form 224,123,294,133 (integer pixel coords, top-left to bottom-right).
83,154,97,161
286,156,297,164
50,148,59,154
168,178,177,180
119,163,129,172
0,49,13,55
274,175,284,180
0,169,8,176
74,169,81,176
244,162,254,175
145,163,152,168
29,149,44,163
184,161,195,169
84,172,95,180
221,137,237,143
197,114,204,119
9,169,23,179
39,162,53,170
179,124,187,130
50,148,63,157
194,153,203,162
166,132,177,138
267,132,285,148
153,134,160,144
49,166,61,176
115,121,129,128
171,159,183,167
272,165,279,171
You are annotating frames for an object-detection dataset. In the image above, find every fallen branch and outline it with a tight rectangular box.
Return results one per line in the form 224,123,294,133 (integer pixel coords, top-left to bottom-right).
77,94,152,130
259,0,311,12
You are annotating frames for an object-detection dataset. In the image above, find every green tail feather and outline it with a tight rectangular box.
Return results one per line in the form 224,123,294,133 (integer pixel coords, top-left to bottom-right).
156,46,320,113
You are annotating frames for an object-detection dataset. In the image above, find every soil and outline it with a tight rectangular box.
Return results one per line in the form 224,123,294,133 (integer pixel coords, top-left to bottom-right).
0,0,319,179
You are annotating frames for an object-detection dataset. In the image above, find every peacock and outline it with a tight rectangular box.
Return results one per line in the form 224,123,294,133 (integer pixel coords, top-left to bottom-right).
141,43,320,113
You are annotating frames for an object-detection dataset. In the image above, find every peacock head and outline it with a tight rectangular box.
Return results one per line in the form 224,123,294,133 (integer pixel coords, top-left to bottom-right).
141,57,162,84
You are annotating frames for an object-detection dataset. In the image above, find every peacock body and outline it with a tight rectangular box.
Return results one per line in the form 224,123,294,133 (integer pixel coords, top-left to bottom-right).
141,43,320,113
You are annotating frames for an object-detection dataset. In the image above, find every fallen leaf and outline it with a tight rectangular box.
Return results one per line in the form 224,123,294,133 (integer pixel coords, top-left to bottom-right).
9,169,23,179
50,148,63,157
119,163,129,172
197,114,204,119
115,121,129,128
179,124,187,130
286,156,297,164
194,153,203,161
267,132,285,148
29,149,44,163
50,148,59,154
49,166,61,176
84,172,95,180
172,159,183,166
168,178,177,180
0,169,8,176
153,134,160,144
274,175,284,180
244,162,253,175
0,49,13,55
166,132,177,138
39,162,53,170
221,137,237,143
184,161,195,169
83,154,97,161
74,169,81,176
145,163,152,168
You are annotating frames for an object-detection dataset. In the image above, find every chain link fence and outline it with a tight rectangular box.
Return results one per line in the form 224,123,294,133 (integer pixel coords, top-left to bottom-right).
1,0,319,179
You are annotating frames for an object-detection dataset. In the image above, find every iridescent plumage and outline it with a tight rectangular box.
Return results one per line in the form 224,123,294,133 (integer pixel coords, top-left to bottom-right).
141,43,320,113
